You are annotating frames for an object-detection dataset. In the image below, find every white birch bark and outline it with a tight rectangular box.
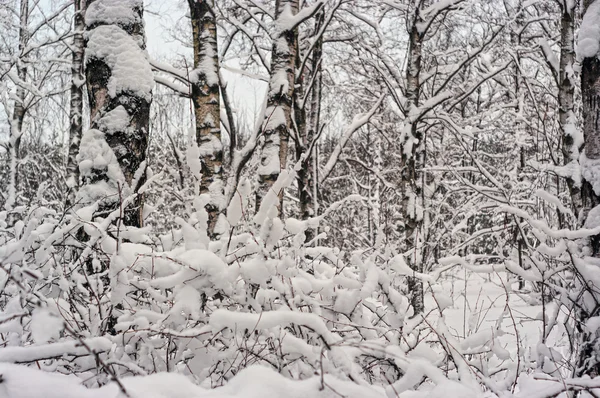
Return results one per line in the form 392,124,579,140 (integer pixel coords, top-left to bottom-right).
66,0,86,207
256,0,300,215
188,0,224,238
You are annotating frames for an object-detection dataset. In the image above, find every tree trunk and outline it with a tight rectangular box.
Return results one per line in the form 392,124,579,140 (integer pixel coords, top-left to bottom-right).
577,0,600,377
297,11,324,243
369,126,382,246
510,1,527,291
581,0,600,242
6,0,29,210
555,2,581,223
80,0,153,228
75,0,154,335
188,0,223,238
66,0,86,207
403,4,425,316
256,0,299,215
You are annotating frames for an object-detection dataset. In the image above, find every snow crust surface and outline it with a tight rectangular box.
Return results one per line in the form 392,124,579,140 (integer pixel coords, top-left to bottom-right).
0,363,386,398
85,0,143,28
85,24,154,100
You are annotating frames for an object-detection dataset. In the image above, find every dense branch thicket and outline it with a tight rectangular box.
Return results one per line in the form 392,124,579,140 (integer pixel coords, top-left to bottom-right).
2,0,600,397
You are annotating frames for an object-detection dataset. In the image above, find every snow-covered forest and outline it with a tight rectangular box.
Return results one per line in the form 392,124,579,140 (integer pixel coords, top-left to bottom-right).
3,0,600,396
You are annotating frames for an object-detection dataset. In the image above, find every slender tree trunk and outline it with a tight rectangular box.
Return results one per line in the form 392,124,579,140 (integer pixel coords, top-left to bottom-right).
188,0,223,238
297,11,324,243
256,0,299,215
294,71,308,213
370,127,382,245
509,1,527,290
66,0,86,207
559,2,581,216
581,0,600,241
577,0,600,377
6,0,29,210
403,4,425,315
80,0,153,228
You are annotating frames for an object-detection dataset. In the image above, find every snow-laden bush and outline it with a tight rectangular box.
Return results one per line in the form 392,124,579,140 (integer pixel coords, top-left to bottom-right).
1,164,593,397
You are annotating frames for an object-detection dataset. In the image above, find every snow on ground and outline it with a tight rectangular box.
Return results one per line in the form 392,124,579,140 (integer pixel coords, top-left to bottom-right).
434,271,544,350
0,362,385,398
434,271,552,364
0,271,553,398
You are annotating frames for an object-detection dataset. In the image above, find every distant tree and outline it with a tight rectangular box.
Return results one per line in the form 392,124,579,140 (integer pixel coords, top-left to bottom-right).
5,0,29,210
0,0,72,210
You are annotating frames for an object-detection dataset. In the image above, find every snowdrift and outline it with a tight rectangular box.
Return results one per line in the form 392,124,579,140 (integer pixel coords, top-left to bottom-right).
0,363,386,398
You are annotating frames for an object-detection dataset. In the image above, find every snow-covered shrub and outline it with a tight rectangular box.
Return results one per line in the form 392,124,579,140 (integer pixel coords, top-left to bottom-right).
0,165,464,393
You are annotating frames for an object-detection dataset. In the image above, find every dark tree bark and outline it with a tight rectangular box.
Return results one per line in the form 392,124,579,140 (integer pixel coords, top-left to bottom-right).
297,11,324,243
576,0,600,378
581,0,600,242
74,0,154,335
81,0,152,228
6,0,29,210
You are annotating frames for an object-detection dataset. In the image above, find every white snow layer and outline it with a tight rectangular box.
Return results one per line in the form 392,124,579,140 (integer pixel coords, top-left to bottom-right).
577,0,600,60
85,24,154,100
0,363,386,398
98,106,131,134
77,128,129,203
85,0,143,27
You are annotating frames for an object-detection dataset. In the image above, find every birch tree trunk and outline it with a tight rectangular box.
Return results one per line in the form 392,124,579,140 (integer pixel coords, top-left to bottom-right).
79,0,153,228
256,0,299,215
74,0,154,335
6,0,29,210
66,0,86,206
403,4,425,315
188,0,223,238
559,2,580,215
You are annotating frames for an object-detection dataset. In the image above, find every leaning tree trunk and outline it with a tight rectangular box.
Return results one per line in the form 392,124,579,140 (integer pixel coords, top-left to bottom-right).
6,0,29,210
256,0,299,215
403,4,425,316
78,0,153,228
188,0,224,238
576,0,600,378
66,0,86,207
